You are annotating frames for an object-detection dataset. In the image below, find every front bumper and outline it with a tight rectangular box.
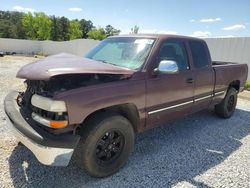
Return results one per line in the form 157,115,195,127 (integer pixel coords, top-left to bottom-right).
4,91,80,166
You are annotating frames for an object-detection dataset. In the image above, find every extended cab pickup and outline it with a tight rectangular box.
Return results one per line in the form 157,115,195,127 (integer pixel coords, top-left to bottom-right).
4,34,248,177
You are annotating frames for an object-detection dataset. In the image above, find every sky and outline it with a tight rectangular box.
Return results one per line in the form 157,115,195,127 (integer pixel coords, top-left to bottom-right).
0,0,250,38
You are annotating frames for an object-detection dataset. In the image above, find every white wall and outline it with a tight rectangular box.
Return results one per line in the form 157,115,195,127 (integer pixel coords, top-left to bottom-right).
41,39,99,56
0,38,41,54
205,38,250,64
0,38,99,56
205,37,250,80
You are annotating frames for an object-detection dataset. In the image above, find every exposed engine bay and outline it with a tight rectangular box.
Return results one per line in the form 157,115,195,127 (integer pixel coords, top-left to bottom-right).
24,73,129,97
16,73,130,134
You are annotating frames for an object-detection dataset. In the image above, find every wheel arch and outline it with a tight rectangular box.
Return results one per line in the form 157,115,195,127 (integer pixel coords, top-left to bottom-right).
79,103,140,133
229,80,240,91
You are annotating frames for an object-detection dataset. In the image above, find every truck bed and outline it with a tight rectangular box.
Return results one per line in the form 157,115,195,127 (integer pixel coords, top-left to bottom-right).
212,61,237,66
212,62,248,92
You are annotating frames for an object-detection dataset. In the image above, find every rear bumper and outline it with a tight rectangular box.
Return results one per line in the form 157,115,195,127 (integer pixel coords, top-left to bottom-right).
4,91,80,166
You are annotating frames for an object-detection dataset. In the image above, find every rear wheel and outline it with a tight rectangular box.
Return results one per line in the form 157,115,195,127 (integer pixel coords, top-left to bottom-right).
75,113,135,177
215,87,237,118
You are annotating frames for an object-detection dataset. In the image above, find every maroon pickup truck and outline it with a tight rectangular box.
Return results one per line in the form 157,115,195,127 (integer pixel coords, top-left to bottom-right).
4,34,248,177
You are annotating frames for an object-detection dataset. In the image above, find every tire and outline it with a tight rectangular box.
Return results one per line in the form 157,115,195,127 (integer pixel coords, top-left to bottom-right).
215,87,237,118
75,112,135,177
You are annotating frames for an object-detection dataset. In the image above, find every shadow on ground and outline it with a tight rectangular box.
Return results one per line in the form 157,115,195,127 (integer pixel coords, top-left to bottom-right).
8,109,250,187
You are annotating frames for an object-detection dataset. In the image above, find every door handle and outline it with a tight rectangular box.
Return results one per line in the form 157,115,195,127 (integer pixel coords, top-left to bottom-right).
186,78,194,83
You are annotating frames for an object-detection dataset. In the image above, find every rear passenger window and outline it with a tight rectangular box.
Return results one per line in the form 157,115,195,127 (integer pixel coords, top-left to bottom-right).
189,41,209,69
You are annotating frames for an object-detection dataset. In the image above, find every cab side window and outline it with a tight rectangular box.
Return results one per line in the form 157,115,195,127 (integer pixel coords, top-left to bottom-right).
158,41,189,71
189,40,209,69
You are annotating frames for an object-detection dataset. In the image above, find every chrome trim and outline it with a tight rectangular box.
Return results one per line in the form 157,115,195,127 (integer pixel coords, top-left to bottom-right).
194,94,213,102
7,117,73,166
32,112,50,127
158,60,179,73
148,90,226,115
214,91,225,96
148,100,193,115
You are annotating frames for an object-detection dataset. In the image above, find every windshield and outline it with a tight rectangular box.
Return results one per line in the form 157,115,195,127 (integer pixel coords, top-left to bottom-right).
85,37,155,70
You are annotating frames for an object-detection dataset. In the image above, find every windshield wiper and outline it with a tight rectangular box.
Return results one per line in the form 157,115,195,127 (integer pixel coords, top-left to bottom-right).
97,59,120,67
97,59,109,64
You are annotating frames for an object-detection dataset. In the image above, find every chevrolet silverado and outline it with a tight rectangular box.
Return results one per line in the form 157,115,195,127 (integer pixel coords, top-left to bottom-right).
4,34,248,177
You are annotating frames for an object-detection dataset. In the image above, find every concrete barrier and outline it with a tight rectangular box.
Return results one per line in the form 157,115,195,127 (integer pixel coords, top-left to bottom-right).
0,38,41,55
41,39,99,56
204,37,250,80
0,38,99,56
205,38,250,64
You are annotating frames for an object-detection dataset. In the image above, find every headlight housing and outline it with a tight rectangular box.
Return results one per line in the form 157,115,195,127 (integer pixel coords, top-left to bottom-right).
31,94,67,112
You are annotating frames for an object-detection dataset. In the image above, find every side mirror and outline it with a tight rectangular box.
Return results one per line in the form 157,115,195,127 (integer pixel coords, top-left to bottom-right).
154,60,179,74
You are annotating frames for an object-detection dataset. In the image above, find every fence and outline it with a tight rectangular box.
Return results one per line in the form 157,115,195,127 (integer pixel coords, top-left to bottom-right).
0,38,99,56
204,37,250,80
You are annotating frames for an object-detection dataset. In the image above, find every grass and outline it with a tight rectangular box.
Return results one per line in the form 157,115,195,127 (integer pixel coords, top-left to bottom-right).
36,52,48,57
245,80,250,89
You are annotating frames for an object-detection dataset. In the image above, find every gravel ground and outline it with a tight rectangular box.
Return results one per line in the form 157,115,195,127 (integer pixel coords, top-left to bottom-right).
0,56,250,188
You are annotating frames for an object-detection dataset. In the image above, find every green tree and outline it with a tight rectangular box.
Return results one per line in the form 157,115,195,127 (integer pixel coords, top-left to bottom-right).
10,11,26,39
34,12,52,40
105,25,120,37
0,10,122,41
22,12,37,39
50,15,61,41
0,11,26,39
59,16,70,41
87,28,107,40
69,20,82,40
0,20,16,38
131,25,139,34
80,19,94,38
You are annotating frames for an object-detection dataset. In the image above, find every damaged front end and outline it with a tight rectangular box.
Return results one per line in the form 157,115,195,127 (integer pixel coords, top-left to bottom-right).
18,73,130,134
5,53,135,166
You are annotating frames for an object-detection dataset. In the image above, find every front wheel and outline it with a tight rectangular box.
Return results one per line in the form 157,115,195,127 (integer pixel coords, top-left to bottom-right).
215,87,237,118
75,113,135,177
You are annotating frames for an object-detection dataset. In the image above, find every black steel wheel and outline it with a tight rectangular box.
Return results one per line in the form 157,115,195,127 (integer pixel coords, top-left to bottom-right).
215,87,237,118
227,95,235,112
75,112,135,177
95,130,125,165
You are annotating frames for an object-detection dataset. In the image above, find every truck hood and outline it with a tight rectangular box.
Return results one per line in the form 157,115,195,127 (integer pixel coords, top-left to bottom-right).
16,53,135,80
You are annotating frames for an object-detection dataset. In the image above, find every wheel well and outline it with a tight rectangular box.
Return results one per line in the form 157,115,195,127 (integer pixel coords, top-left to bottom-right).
229,80,240,91
81,103,140,133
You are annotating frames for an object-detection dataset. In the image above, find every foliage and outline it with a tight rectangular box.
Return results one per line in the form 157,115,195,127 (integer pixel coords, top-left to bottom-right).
0,20,16,38
22,12,52,40
131,25,139,34
34,12,52,40
80,19,94,38
88,28,107,40
50,15,61,41
105,25,120,37
0,11,26,39
22,12,36,39
0,10,121,41
59,16,70,41
36,51,49,57
69,20,82,40
245,81,250,89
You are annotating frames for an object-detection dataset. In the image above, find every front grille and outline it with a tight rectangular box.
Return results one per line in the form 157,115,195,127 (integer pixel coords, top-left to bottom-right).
19,80,73,134
20,80,68,121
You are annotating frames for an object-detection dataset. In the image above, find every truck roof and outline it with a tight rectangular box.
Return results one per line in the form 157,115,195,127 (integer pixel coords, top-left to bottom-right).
109,34,204,41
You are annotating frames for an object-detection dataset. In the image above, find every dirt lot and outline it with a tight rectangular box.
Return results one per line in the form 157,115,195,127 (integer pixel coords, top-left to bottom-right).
0,56,250,188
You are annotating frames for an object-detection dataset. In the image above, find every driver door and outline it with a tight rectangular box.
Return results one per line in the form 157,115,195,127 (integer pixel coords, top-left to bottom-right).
146,40,194,128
